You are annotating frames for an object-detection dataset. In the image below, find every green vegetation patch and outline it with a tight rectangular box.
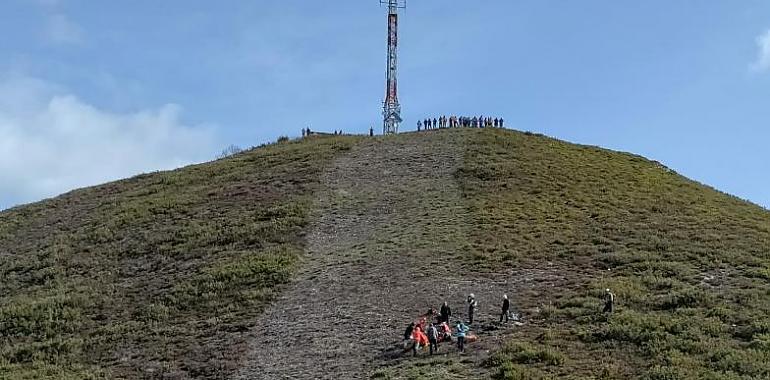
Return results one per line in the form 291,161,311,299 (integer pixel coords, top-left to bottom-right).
0,136,358,379
458,129,770,379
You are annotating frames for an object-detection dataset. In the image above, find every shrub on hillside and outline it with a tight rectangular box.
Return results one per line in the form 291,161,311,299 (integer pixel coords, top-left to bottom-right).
658,288,714,310
487,342,565,367
216,144,243,159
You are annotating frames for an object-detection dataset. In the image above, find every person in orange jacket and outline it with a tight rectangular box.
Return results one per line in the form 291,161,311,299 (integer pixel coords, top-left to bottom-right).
411,325,429,356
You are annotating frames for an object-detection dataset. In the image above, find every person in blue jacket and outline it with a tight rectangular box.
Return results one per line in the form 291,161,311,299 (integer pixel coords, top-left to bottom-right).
455,320,469,353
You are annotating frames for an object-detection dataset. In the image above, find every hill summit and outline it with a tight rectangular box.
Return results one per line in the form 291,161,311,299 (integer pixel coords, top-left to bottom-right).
1,128,769,379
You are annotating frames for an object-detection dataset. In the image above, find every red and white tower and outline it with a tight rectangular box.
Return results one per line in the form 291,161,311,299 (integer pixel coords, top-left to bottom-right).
381,0,405,135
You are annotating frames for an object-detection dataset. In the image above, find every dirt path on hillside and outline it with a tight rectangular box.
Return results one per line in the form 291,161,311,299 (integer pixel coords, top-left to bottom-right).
234,132,562,380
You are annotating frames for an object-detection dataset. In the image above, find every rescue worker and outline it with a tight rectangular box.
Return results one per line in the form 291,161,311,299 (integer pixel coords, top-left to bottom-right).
467,294,478,324
440,301,452,323
439,321,452,342
427,323,439,355
412,325,429,356
455,320,469,353
603,288,615,314
501,294,510,322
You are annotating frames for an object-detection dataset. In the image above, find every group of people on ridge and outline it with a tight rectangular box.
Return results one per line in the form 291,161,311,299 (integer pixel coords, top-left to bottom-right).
403,294,514,356
418,115,504,131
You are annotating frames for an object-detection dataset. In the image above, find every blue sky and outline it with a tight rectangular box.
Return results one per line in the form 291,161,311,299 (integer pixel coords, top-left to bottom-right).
1,0,769,210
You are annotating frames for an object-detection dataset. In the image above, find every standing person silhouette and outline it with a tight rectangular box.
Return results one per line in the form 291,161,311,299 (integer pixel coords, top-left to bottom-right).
467,294,478,324
500,294,510,322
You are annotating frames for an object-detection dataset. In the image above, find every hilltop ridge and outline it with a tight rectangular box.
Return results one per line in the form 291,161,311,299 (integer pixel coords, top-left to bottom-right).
1,128,769,379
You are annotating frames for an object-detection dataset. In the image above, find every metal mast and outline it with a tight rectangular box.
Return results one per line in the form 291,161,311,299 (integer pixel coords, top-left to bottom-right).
381,0,405,135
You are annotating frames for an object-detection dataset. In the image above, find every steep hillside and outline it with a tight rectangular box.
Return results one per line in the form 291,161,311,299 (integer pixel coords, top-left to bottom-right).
1,128,769,380
0,136,358,379
458,131,770,379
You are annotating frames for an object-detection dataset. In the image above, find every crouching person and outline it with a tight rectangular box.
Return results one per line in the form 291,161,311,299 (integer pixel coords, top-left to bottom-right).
403,322,415,350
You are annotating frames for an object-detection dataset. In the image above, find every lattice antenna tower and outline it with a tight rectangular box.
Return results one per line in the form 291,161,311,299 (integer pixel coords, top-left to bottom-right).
381,0,406,135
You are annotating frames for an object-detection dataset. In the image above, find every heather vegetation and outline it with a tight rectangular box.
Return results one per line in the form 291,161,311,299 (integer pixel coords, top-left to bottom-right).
0,136,357,379
2,128,769,379
458,129,770,379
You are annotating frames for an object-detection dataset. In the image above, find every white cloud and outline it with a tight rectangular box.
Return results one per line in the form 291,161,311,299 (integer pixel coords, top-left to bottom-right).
0,75,218,209
751,29,770,72
47,14,83,45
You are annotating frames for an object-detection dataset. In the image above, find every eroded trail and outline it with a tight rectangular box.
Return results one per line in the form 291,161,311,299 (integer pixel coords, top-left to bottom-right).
235,132,554,379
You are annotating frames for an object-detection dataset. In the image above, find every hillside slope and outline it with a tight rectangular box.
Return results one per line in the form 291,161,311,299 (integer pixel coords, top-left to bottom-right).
1,128,769,379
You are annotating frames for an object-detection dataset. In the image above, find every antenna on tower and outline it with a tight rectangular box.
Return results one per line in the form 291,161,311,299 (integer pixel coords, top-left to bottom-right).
379,0,406,9
380,0,406,135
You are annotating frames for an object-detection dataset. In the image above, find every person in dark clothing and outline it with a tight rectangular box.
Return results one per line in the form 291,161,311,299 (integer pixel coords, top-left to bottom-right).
499,118,504,128
440,301,452,323
403,322,415,349
370,126,374,136
603,289,615,314
467,294,478,324
500,294,510,322
427,324,439,355
417,120,422,131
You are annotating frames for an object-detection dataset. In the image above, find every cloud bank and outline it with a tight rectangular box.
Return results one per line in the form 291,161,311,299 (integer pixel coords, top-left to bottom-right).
0,75,217,209
751,29,770,72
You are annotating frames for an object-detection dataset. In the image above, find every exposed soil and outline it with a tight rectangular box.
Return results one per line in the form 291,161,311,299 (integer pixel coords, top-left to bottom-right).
234,132,564,379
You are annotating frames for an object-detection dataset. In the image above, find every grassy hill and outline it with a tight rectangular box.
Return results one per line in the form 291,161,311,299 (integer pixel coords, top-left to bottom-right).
1,128,769,379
